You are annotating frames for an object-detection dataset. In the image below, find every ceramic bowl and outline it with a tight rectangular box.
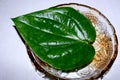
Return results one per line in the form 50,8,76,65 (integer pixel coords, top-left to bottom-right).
26,3,118,80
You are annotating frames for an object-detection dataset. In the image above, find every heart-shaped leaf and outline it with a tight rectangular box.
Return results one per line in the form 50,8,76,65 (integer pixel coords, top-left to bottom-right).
12,7,96,71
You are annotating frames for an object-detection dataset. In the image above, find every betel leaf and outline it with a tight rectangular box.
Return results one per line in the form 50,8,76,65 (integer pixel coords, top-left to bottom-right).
12,7,96,71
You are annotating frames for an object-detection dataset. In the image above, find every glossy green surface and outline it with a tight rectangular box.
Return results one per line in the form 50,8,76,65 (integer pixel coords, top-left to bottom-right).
12,7,96,71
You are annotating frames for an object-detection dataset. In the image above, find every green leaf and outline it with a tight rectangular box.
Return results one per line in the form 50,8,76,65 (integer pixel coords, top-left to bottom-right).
12,7,96,71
